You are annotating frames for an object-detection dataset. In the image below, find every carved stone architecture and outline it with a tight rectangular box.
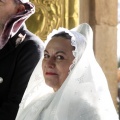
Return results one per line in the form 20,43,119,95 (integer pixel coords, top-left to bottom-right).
26,0,79,40
27,0,118,110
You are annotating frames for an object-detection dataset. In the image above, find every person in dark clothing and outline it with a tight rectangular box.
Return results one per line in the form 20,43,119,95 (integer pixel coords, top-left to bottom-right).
0,0,44,119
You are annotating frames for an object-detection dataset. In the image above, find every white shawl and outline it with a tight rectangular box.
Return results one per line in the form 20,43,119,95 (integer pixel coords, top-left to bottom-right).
16,23,119,120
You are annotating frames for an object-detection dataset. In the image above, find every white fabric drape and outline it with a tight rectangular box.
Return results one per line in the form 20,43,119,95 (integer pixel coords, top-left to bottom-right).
16,23,119,120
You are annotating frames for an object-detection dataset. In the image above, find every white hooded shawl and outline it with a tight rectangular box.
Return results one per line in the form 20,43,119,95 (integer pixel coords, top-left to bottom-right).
16,23,119,120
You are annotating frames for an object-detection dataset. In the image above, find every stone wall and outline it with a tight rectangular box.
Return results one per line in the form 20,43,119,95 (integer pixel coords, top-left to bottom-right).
89,0,118,108
79,0,118,109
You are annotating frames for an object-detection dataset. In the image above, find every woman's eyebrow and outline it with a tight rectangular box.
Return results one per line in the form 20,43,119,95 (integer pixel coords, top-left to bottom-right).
1,0,6,3
44,50,48,53
44,50,66,55
56,51,66,55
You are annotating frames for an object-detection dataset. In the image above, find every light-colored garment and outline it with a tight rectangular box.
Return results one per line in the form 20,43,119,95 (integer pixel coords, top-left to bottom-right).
16,23,119,120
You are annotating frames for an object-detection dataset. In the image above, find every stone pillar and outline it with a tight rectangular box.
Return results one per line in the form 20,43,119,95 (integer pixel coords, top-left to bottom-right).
89,0,118,108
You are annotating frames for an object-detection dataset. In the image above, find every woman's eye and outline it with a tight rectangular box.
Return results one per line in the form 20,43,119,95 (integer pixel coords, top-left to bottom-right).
44,54,49,58
56,55,64,60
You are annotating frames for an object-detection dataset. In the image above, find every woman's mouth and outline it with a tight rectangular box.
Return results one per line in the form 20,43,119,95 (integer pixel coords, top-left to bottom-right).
45,72,58,75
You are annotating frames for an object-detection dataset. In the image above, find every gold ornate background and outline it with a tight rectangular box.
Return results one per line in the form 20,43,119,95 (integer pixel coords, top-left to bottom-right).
26,0,79,40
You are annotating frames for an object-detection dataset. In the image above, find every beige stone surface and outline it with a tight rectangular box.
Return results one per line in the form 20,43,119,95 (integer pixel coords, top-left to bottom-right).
95,0,117,25
79,0,90,23
94,24,118,108
88,0,118,109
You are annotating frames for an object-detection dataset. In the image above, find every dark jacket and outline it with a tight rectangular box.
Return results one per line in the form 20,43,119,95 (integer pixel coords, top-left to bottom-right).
0,25,44,120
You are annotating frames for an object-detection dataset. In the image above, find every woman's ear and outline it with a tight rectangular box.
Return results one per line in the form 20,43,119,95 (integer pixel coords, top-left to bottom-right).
17,4,25,13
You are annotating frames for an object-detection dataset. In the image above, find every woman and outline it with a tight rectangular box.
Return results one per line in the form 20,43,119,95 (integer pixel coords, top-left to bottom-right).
16,23,118,120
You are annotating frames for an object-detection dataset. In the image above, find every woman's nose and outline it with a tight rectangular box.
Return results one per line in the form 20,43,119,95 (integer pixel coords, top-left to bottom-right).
46,58,55,68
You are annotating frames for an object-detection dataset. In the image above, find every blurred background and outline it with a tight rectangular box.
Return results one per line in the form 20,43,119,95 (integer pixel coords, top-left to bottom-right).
117,0,120,84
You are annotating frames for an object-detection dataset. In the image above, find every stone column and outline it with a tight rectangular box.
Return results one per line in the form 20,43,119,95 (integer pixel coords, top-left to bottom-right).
89,0,118,108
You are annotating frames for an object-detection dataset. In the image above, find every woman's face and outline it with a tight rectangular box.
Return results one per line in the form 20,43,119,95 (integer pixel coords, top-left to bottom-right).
42,36,74,92
0,0,18,27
